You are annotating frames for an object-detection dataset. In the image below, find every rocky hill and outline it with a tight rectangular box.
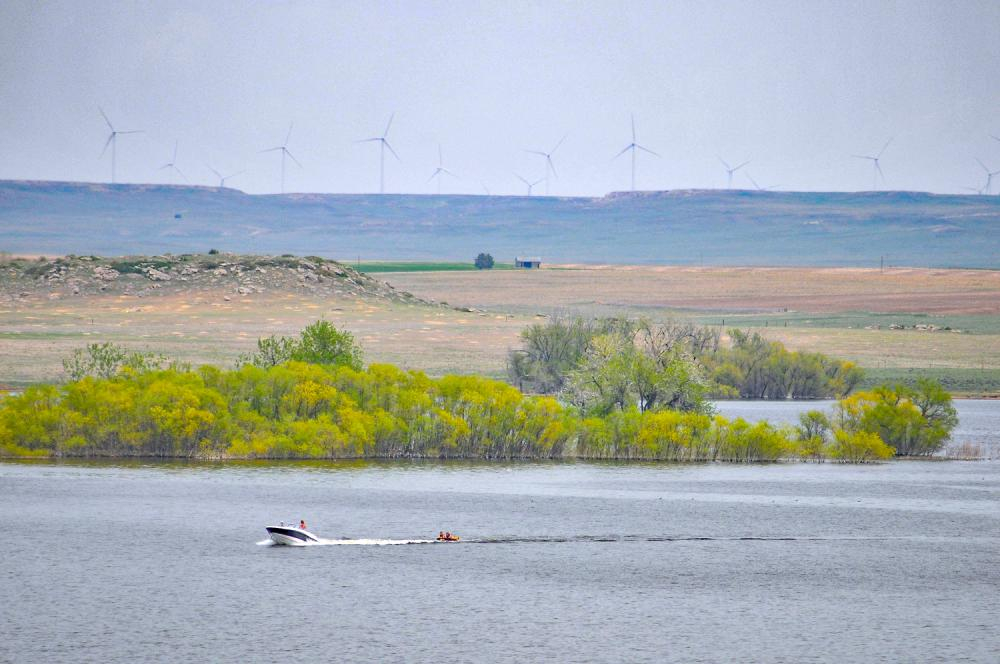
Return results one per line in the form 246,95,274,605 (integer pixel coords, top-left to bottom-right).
1,253,430,305
2,180,1000,267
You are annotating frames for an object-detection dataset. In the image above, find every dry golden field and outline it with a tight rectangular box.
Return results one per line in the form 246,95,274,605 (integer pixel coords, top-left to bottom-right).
385,265,1000,372
0,291,529,386
2,263,999,386
386,265,1000,315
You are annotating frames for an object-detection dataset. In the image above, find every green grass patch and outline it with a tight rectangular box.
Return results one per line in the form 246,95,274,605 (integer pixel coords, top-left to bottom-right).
682,310,1000,335
354,261,514,273
859,367,1000,396
108,258,175,275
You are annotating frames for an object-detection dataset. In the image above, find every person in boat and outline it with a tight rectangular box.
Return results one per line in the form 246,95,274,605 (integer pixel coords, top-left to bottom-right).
299,520,307,530
438,531,445,540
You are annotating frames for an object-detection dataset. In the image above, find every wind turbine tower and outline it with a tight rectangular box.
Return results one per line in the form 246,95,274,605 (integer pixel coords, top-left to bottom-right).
208,166,246,189
98,107,143,184
515,174,543,196
428,145,457,194
719,156,750,189
158,141,186,183
261,123,301,194
358,113,399,194
745,172,778,191
613,115,659,191
975,158,1000,195
526,135,566,195
852,138,893,190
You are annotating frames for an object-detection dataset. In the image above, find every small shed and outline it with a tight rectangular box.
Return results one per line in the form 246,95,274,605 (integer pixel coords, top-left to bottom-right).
515,257,542,269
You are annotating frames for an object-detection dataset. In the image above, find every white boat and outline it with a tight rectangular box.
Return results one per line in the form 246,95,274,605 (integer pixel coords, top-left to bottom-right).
265,523,321,546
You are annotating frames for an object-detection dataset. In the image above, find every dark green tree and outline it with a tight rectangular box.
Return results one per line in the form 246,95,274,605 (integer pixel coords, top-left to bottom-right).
238,321,363,371
474,253,494,269
293,320,363,369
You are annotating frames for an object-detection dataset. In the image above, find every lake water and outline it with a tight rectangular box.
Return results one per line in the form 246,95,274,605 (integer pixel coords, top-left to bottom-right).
715,398,1000,458
1,459,998,663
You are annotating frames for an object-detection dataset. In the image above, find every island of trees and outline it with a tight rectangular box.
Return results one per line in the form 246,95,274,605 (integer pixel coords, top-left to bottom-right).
0,321,957,462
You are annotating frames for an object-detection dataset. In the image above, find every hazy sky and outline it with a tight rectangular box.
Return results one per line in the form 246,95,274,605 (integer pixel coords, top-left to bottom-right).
1,1,999,196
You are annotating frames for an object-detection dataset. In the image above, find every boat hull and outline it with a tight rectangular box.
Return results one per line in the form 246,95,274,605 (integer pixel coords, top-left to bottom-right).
266,526,320,546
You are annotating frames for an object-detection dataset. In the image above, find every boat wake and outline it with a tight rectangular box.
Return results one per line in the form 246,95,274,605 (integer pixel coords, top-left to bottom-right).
258,533,930,547
258,538,434,547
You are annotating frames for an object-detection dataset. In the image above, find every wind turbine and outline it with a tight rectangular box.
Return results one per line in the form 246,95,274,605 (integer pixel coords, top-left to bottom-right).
719,156,750,189
745,172,778,191
852,138,893,190
207,165,246,188
526,134,566,195
261,123,301,194
515,174,543,196
974,158,1000,195
158,141,186,183
428,144,457,194
357,113,399,194
613,115,659,191
98,107,143,184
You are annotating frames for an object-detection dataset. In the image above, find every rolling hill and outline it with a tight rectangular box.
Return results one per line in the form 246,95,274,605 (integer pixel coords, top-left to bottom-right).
1,180,999,267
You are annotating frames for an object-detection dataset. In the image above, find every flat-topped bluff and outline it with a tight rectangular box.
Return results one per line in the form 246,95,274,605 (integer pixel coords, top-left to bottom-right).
0,253,430,305
2,180,1000,267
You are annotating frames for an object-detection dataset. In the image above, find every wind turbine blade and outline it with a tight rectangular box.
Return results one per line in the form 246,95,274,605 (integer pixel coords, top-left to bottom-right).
877,137,893,158
383,112,395,138
285,150,303,168
975,158,989,173
532,179,544,186
515,174,529,185
99,107,114,131
158,164,171,170
442,168,458,179
285,123,294,146
717,156,731,170
551,134,567,154
636,145,660,157
746,173,760,190
874,161,884,178
260,147,283,153
208,166,222,179
734,160,750,171
547,156,557,179
118,130,143,135
851,155,872,160
612,145,632,160
427,170,439,183
992,135,1000,142
525,150,548,156
174,166,187,182
631,114,636,143
100,133,114,158
384,141,400,161
355,138,381,143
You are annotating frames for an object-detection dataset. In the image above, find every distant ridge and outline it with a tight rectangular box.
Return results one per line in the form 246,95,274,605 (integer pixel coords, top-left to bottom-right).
1,179,998,267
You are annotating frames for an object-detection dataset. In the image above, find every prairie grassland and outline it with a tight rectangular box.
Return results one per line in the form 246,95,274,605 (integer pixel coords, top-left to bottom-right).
0,291,527,386
386,265,1000,315
384,265,1000,373
2,264,999,388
